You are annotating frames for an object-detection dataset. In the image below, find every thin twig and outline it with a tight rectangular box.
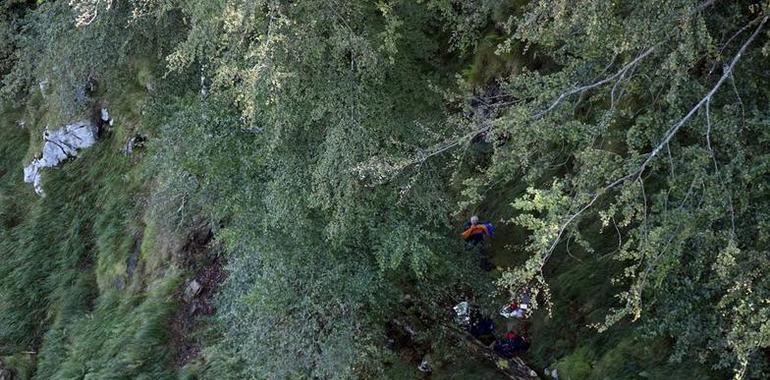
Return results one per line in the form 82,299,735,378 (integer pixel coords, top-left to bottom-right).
398,123,493,169
565,234,584,263
667,143,675,177
613,216,623,254
705,99,717,172
704,99,737,238
708,15,761,76
633,176,700,311
376,2,724,177
533,47,656,120
636,15,767,177
638,176,648,239
729,73,745,128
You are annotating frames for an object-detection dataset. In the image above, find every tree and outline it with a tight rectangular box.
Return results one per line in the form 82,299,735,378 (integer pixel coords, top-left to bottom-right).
146,0,491,377
450,1,770,377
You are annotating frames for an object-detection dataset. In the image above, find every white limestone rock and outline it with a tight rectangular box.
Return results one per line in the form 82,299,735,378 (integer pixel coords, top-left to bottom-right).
23,121,98,196
100,107,114,126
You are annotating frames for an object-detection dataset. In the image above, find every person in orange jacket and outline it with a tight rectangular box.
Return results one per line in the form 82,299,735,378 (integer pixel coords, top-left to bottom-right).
462,215,493,245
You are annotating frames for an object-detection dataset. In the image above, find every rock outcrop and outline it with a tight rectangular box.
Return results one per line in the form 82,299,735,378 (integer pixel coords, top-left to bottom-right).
23,121,98,195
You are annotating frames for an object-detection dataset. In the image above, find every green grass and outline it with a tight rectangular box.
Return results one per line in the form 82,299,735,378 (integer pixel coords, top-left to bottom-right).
0,85,187,378
35,274,181,380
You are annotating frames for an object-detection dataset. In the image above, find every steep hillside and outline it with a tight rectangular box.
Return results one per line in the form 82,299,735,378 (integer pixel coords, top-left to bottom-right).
1,1,769,379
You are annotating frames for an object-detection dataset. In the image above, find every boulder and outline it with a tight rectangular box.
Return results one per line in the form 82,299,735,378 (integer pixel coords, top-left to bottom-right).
544,366,559,379
183,280,202,302
23,121,98,195
453,301,471,326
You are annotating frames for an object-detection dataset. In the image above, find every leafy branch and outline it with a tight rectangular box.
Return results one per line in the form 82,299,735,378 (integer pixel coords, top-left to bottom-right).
537,13,768,291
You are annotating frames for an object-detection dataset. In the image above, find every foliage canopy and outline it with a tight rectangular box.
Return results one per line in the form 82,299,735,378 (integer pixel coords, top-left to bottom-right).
0,0,769,378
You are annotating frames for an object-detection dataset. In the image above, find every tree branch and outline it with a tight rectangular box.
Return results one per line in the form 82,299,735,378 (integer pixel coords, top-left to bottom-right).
636,15,767,174
532,47,656,120
539,14,768,267
375,0,725,181
708,15,761,76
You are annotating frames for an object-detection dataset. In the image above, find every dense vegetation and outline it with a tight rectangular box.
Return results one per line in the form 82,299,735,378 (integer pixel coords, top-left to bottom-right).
1,0,769,379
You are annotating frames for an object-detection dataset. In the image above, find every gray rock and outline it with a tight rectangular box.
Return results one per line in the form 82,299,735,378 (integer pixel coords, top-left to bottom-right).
100,107,110,122
23,121,98,195
183,280,202,302
544,366,558,379
39,79,49,95
100,107,115,127
417,355,432,373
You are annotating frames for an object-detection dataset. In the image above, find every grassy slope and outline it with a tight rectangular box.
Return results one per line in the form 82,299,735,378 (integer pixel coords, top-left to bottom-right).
0,72,195,378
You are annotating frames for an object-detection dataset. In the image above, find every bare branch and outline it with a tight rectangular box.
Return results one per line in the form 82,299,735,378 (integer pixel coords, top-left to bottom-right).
539,15,768,267
531,0,717,119
533,47,656,120
416,123,492,164
667,143,675,177
565,235,584,263
389,46,655,178
70,0,113,27
636,15,767,176
373,0,724,181
705,99,717,172
708,15,761,76
729,73,745,128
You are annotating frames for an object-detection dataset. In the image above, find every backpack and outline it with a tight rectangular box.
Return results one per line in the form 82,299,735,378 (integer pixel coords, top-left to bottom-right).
483,222,495,237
